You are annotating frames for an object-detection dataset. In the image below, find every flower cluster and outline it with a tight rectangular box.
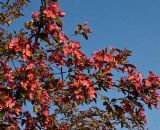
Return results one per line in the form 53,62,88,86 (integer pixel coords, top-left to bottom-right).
68,73,96,100
8,38,32,61
43,2,65,19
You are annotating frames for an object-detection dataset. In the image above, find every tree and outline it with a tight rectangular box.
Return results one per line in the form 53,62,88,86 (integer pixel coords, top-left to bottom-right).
0,0,160,129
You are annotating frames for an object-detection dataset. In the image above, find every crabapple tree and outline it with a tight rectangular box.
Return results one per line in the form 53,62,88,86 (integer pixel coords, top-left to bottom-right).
0,0,160,129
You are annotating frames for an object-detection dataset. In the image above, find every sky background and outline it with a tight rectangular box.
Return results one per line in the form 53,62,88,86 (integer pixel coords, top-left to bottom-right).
10,0,160,129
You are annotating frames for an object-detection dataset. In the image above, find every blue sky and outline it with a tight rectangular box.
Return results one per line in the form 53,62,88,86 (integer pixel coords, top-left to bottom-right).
11,0,160,129
59,1,160,129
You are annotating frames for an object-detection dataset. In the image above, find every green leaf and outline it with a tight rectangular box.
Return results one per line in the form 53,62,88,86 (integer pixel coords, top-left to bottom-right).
111,98,117,103
55,18,63,27
103,101,108,105
0,111,4,119
52,35,59,43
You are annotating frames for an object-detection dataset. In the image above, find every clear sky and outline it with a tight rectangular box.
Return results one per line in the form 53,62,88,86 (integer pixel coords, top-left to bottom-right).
11,0,160,129
60,1,160,129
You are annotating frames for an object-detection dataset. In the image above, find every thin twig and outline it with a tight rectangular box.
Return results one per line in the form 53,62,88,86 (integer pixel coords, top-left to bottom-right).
11,59,19,74
61,67,64,81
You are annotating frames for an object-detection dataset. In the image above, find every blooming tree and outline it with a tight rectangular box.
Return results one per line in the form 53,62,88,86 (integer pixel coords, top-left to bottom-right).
0,0,160,129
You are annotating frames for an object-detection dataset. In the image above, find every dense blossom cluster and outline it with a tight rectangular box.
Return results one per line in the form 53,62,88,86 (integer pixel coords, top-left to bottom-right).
68,73,96,100
0,1,160,129
8,38,32,60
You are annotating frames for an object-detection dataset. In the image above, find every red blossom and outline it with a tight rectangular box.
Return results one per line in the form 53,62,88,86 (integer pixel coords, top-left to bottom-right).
32,12,39,19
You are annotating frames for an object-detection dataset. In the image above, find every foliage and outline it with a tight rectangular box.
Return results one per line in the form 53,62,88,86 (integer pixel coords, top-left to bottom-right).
0,0,160,129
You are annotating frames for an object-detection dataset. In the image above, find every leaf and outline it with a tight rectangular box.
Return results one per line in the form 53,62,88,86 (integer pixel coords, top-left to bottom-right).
124,49,132,56
121,122,124,128
76,24,82,32
101,95,109,100
111,98,117,103
93,98,97,103
74,31,79,35
0,111,4,119
6,19,12,25
82,32,88,40
121,89,126,95
8,33,12,40
52,35,59,43
20,92,26,98
33,104,39,114
55,18,63,27
109,111,113,117
115,48,121,52
124,64,136,69
33,20,40,27
21,119,26,126
148,103,152,110
103,101,108,105
135,102,143,107
24,21,32,29
113,105,121,110
102,86,108,92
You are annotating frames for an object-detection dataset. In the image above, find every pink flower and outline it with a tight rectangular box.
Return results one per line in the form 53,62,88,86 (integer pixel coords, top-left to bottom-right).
59,10,65,17
87,29,92,33
84,21,88,26
43,10,56,19
32,12,39,19
43,110,49,117
137,108,147,123
49,2,59,10
6,98,15,109
26,61,35,70
121,101,133,113
8,38,19,51
25,44,32,57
